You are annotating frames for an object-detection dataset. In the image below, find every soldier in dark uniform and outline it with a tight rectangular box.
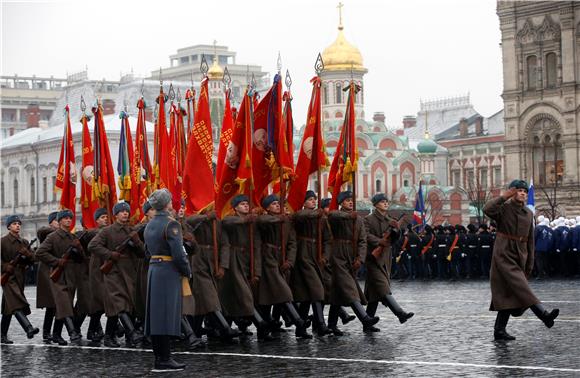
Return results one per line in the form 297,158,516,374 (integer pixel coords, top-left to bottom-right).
483,180,559,341
327,191,378,335
220,195,270,340
35,209,83,345
364,194,414,333
144,189,191,371
478,224,494,279
465,224,479,278
419,225,435,279
533,219,554,279
406,225,421,280
135,201,155,334
256,194,311,339
36,211,58,342
553,219,571,277
433,226,447,279
447,226,462,280
88,202,145,348
571,217,580,277
1,215,39,343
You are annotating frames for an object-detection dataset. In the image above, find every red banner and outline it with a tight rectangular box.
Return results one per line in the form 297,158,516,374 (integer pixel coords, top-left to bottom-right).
92,102,117,218
56,105,77,225
80,113,99,228
154,89,169,190
216,89,234,186
130,98,153,224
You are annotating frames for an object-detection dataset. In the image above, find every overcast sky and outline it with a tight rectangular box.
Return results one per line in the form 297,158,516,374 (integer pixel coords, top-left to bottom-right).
2,0,502,128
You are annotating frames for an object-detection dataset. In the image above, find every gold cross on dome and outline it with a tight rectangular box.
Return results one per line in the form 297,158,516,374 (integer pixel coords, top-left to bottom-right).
337,2,344,29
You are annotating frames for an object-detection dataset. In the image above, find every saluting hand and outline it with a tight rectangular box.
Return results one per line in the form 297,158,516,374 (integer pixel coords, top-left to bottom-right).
502,187,518,200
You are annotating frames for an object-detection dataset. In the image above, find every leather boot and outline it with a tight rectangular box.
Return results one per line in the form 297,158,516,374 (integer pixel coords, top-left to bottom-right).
88,314,104,342
351,301,379,328
181,316,202,348
63,316,82,344
153,335,185,372
52,319,67,346
119,312,142,347
364,302,381,333
327,305,344,336
312,302,331,336
381,295,414,324
1,315,13,344
42,308,55,343
14,310,40,339
73,313,87,336
338,307,356,325
253,309,274,341
212,311,240,339
103,316,120,348
283,302,312,339
494,310,515,341
530,303,559,328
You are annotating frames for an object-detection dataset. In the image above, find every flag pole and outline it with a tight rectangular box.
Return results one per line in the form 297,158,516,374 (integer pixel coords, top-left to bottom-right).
314,53,325,266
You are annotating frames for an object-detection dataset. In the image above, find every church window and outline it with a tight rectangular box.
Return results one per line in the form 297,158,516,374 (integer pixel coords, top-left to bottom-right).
467,170,475,189
375,179,382,193
30,176,35,204
52,175,57,202
403,179,409,187
335,83,342,104
453,171,460,187
527,55,537,90
493,168,502,188
335,111,343,119
13,179,18,207
546,53,557,89
479,168,488,189
42,177,47,203
323,85,329,105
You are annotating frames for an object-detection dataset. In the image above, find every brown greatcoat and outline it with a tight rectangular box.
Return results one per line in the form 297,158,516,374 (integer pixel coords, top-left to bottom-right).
327,210,367,306
219,215,261,317
256,214,296,305
290,210,332,303
483,196,539,314
78,228,105,315
36,228,82,319
1,233,32,315
35,226,56,309
88,222,145,317
72,229,94,316
185,215,227,315
363,210,395,302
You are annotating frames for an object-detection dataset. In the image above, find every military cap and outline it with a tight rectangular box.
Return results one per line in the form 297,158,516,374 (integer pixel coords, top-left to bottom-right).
304,190,317,202
508,179,529,192
371,193,388,206
94,208,107,221
48,211,58,224
57,209,74,221
231,194,249,208
5,215,21,228
261,194,279,209
149,189,172,211
337,191,353,205
113,202,130,215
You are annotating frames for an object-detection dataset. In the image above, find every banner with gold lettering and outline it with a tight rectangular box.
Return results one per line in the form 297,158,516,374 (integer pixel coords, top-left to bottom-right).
92,101,117,218
56,105,77,225
130,98,153,223
80,112,99,228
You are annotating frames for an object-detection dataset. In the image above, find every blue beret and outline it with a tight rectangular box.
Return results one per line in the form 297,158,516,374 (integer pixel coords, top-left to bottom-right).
371,193,388,206
57,209,74,221
304,190,317,202
113,202,130,215
48,211,58,224
337,191,353,205
142,201,152,214
321,198,331,209
6,215,21,228
231,194,249,208
261,194,279,209
508,179,529,192
93,208,107,221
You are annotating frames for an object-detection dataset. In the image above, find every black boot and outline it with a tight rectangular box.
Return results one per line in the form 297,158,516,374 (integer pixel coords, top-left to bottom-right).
211,311,240,339
73,313,87,336
63,316,82,344
327,305,344,336
283,302,312,339
312,302,331,336
530,303,559,328
364,302,381,333
181,316,202,349
381,295,414,324
13,310,40,339
494,310,515,341
52,319,67,346
119,312,142,347
253,309,274,341
88,313,104,342
1,315,13,344
338,307,356,325
42,308,55,343
103,316,120,348
351,301,379,328
153,335,186,371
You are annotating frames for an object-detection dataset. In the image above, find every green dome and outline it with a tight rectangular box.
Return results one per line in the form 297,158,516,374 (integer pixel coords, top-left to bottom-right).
417,138,437,154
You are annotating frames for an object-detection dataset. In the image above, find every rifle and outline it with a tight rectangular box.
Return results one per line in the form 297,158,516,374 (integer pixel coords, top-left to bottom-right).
371,213,405,259
99,231,139,274
49,240,83,282
0,238,37,286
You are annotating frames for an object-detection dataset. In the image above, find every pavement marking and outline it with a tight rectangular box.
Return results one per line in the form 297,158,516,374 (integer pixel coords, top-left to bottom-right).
3,343,580,373
401,299,580,304
422,315,580,322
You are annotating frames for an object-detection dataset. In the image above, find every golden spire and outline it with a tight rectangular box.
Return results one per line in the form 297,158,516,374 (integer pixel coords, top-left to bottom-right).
208,39,224,80
321,2,365,72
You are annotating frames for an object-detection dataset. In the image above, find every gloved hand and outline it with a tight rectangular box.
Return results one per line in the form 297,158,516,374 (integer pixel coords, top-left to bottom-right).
251,276,260,287
352,258,361,271
215,267,225,279
57,258,67,268
110,251,121,261
371,248,382,259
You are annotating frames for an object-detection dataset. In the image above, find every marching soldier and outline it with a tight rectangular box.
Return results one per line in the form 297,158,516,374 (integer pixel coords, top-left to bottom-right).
256,194,311,339
465,224,479,278
35,209,83,345
1,215,39,343
478,224,493,279
364,194,414,333
483,180,559,341
135,201,155,333
326,191,378,335
72,219,93,338
88,202,145,348
36,211,58,343
143,189,191,371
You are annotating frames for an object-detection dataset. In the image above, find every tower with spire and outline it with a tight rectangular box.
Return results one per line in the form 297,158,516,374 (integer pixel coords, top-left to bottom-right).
417,112,439,184
207,40,225,141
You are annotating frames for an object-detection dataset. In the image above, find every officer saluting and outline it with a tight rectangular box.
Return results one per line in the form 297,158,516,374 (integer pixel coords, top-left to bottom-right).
144,189,192,372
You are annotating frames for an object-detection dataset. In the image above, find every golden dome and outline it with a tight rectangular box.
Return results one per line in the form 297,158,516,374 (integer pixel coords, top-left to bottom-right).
207,56,223,80
321,27,364,72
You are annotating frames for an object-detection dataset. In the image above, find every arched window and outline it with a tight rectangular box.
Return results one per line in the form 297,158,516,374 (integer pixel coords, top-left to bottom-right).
546,52,557,88
403,179,409,187
52,175,56,202
323,84,329,105
335,111,343,119
375,179,382,193
335,83,342,104
13,179,18,207
42,177,47,203
30,176,35,204
527,55,537,90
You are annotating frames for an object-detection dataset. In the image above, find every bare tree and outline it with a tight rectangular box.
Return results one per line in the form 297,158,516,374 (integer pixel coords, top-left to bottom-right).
466,173,494,225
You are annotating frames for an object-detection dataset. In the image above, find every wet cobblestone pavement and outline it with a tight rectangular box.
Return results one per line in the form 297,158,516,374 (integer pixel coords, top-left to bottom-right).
2,279,579,377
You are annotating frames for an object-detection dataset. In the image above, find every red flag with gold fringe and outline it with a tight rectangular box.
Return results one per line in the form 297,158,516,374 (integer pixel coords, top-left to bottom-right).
130,98,153,224
216,89,234,186
56,105,77,225
92,101,117,218
80,112,99,228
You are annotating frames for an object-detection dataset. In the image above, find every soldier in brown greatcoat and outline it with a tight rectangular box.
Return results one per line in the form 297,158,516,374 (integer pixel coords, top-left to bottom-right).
88,202,145,348
35,209,83,345
483,180,559,341
363,193,414,333
35,211,58,342
1,215,39,344
256,195,311,339
326,191,379,335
